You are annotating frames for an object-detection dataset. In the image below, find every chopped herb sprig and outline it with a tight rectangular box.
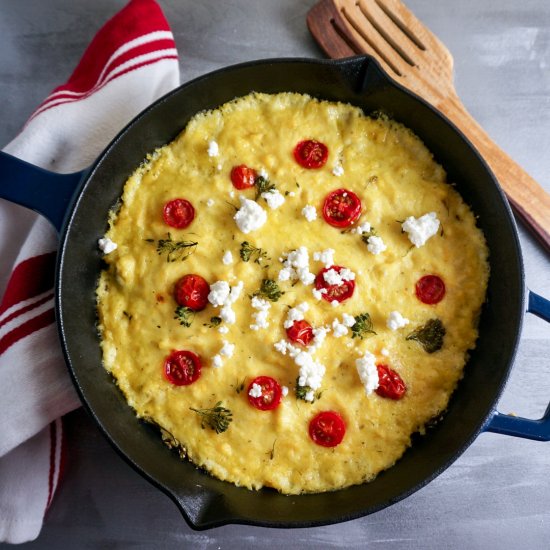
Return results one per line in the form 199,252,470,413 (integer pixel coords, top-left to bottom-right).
351,312,376,339
255,175,276,200
190,402,233,434
406,318,446,353
240,241,268,264
203,316,222,328
174,306,195,327
146,233,198,262
295,378,321,403
252,279,284,302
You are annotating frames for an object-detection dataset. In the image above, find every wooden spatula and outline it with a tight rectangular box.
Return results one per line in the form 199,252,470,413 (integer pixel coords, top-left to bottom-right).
307,0,550,253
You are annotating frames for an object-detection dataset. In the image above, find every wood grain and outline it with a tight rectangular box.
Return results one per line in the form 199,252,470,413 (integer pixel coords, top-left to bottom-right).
308,0,550,253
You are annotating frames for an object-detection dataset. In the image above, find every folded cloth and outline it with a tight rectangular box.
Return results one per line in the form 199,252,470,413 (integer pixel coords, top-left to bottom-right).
0,0,179,542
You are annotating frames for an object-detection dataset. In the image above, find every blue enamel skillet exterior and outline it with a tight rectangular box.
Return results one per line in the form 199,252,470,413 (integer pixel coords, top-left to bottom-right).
1,56,549,528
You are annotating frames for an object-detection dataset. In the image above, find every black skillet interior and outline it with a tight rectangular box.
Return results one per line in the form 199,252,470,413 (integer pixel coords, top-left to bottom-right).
57,56,524,529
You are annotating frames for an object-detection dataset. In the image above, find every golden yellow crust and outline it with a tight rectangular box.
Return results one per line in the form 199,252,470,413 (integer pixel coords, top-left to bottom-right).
96,92,489,494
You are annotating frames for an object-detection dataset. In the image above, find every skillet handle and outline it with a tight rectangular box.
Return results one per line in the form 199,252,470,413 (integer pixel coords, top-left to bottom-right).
0,151,86,233
484,290,550,441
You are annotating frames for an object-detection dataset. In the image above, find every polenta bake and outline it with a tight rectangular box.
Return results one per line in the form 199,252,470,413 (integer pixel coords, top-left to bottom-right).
96,92,489,494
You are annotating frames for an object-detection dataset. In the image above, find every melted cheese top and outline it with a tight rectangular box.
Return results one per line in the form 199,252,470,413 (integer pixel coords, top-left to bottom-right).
96,92,489,494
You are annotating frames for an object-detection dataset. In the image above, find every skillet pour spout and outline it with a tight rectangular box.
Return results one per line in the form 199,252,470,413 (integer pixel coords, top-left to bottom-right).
1,55,549,529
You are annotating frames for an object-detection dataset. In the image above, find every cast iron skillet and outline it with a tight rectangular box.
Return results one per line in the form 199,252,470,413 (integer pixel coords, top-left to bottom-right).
2,56,550,529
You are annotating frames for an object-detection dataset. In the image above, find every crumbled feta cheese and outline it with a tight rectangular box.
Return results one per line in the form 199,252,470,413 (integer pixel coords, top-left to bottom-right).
339,268,355,281
218,326,229,334
250,296,271,331
208,281,231,307
259,168,268,179
332,318,349,338
295,351,326,390
312,288,323,300
262,189,285,210
332,164,344,177
212,355,224,368
351,222,372,235
283,302,309,329
310,326,330,350
301,205,317,222
220,304,236,324
208,280,242,325
366,235,387,255
356,351,379,395
220,341,235,357
313,248,335,268
206,198,215,207
304,390,315,402
274,339,300,357
207,140,219,157
249,383,263,398
278,246,315,286
381,347,390,356
331,300,339,308
282,385,289,397
98,237,117,254
402,212,440,247
386,310,410,331
222,250,233,265
323,268,342,286
288,191,296,197
278,267,294,282
234,196,267,234
342,313,356,327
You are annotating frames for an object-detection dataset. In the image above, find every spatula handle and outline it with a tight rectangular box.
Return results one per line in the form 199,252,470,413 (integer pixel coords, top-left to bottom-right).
439,95,550,252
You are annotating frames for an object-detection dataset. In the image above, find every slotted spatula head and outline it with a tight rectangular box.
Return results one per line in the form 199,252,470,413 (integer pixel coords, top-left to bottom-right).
307,0,457,107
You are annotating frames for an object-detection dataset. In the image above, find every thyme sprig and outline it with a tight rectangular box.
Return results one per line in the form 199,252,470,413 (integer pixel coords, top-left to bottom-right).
406,318,446,353
240,241,268,264
255,175,276,200
295,378,321,403
203,316,222,328
146,233,198,262
252,278,284,302
351,312,376,339
190,401,233,434
174,306,195,327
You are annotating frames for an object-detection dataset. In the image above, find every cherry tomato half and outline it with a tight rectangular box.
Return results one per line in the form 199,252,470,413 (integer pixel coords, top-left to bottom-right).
293,139,329,169
231,164,257,190
164,350,202,386
247,376,283,411
376,364,406,400
315,265,356,303
415,275,446,305
163,198,195,229
174,274,210,311
309,411,346,447
286,319,314,346
322,188,362,228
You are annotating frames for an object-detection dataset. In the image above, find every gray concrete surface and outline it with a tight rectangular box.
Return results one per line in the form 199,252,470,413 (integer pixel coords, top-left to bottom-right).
1,0,549,548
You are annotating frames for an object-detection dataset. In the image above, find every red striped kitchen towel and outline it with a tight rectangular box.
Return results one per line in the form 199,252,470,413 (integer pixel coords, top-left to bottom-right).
0,0,179,542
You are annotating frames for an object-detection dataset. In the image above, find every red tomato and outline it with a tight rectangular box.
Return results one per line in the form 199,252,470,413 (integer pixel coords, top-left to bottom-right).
174,274,209,311
415,275,446,305
231,164,257,189
286,320,314,346
163,198,195,229
293,139,329,169
164,350,202,386
314,265,356,303
376,364,406,400
322,188,362,228
309,411,346,447
247,376,283,411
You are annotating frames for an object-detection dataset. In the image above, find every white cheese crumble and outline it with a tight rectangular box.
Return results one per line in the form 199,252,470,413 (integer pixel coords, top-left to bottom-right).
250,296,271,331
283,302,309,329
310,325,330,351
402,212,440,247
331,300,339,308
218,326,229,334
381,347,390,356
288,191,296,197
261,189,285,210
249,383,263,398
222,250,233,265
259,168,269,179
313,248,335,268
323,267,355,286
301,205,317,222
281,385,289,397
342,313,356,327
312,287,327,300
386,310,410,331
98,237,117,254
212,340,235,368
351,222,372,235
356,351,380,395
208,281,231,307
208,280,243,325
366,235,387,255
332,164,344,177
206,198,215,207
234,196,267,234
331,318,349,338
278,246,315,286
207,140,219,157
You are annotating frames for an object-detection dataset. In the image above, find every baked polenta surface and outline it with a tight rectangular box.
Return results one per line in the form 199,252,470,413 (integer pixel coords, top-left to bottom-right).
96,92,489,494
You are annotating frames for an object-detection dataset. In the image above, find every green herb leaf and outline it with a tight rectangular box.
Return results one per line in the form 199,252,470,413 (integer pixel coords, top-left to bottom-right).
255,175,276,200
239,241,268,264
203,316,222,328
174,306,195,327
148,233,198,262
351,312,376,339
235,377,246,394
406,318,446,353
253,278,284,302
295,377,321,403
190,401,233,434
